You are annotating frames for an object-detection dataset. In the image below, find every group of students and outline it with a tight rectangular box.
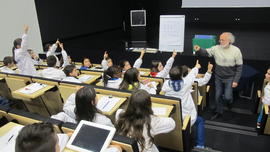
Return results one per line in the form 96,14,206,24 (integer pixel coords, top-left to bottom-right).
1,25,218,151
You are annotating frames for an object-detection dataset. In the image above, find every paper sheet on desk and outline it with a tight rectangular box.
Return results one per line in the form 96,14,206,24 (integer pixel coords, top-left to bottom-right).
0,125,24,152
90,67,104,71
78,75,94,82
152,107,167,116
96,96,120,112
19,83,47,94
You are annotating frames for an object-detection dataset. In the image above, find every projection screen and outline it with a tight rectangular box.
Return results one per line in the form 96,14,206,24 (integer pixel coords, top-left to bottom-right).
0,0,43,60
182,0,270,8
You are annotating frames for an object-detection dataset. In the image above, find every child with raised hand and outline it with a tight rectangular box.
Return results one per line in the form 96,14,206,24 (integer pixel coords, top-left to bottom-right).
45,39,60,66
257,67,270,129
161,60,211,150
120,49,145,72
59,42,70,68
27,49,42,65
119,68,156,94
101,51,113,70
115,89,175,152
0,56,15,73
80,57,93,70
103,65,123,89
12,25,37,76
62,64,81,83
150,51,177,78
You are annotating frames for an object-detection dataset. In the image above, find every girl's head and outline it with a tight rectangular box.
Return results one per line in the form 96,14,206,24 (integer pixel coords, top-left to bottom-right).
103,65,122,86
151,60,163,72
82,58,92,68
119,68,140,90
13,38,22,50
44,43,52,52
63,64,78,77
181,65,191,77
120,60,131,71
265,67,270,81
116,89,153,151
169,66,183,92
75,86,97,122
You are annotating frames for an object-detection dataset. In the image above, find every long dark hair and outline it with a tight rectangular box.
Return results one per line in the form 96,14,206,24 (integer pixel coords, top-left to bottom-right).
103,65,122,87
12,38,22,63
151,60,161,72
116,89,154,151
169,66,183,92
75,86,97,122
119,68,140,90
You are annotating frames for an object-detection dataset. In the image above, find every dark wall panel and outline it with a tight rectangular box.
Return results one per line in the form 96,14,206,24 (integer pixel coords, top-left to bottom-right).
35,0,123,43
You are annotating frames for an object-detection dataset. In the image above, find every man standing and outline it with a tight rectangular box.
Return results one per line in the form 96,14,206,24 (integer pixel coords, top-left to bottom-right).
194,32,243,120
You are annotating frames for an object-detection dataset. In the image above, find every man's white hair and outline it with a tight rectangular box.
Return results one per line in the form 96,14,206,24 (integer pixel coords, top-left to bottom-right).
223,32,235,44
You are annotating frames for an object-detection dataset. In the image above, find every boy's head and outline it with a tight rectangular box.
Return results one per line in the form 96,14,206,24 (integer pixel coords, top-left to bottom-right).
169,66,183,81
15,122,60,152
47,55,57,67
3,56,14,67
82,58,92,68
63,64,78,77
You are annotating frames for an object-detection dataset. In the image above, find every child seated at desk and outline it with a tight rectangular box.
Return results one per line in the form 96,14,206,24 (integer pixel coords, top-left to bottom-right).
51,86,114,127
0,56,15,74
115,89,175,152
15,122,121,152
119,68,156,94
257,67,270,129
62,64,81,83
103,65,122,89
39,55,66,80
80,57,93,70
161,61,211,150
101,51,113,70
27,49,42,65
150,51,177,78
119,49,145,73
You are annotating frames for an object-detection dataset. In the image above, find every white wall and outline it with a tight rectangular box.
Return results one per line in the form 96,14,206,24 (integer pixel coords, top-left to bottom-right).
0,0,43,60
182,0,270,8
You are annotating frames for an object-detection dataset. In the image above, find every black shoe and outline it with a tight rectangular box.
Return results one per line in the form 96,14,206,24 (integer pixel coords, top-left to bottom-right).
210,113,222,120
227,102,233,111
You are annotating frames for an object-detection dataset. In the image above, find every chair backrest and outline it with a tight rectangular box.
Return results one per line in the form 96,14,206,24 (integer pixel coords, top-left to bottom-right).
8,109,62,132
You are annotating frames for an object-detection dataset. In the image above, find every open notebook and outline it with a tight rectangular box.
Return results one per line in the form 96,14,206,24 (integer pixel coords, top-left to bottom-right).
0,125,69,152
96,96,121,112
18,83,47,94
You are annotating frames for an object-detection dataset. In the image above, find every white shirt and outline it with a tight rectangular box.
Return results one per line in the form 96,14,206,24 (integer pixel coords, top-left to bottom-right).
115,109,175,152
262,83,270,105
0,66,15,74
60,93,114,127
156,57,174,78
40,67,66,80
139,82,157,94
101,59,108,70
162,67,199,125
62,76,81,83
133,58,143,69
195,72,212,87
106,78,123,89
61,49,70,68
14,34,37,76
46,44,60,67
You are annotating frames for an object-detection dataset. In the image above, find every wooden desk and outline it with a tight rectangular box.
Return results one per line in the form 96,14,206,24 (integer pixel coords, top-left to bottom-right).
77,74,101,84
96,94,127,116
0,122,23,137
12,83,54,99
152,102,174,117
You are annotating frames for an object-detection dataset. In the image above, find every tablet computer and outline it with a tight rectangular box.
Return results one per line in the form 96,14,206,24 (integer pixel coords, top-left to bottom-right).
66,120,116,152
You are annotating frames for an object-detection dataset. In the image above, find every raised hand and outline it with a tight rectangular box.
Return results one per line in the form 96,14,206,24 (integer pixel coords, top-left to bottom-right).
172,50,177,58
24,25,29,34
207,62,213,72
195,60,201,69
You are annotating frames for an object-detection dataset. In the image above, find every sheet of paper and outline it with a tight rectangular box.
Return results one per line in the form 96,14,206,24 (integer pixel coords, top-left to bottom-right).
96,96,120,112
0,125,24,152
18,83,47,94
57,134,69,152
152,107,167,116
78,75,94,82
90,67,104,71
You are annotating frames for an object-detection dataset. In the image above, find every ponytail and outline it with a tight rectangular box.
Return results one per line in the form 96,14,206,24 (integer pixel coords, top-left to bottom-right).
103,65,122,87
